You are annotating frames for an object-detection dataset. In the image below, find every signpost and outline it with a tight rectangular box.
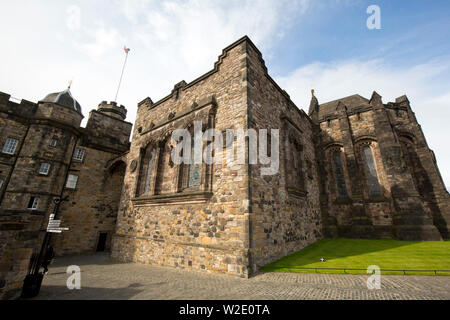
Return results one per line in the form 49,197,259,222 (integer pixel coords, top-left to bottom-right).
21,196,69,298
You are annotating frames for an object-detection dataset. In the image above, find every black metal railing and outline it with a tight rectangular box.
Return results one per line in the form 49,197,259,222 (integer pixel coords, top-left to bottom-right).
271,266,450,275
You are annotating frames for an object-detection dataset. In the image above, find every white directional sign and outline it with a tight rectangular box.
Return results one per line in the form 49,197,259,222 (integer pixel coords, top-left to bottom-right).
47,214,69,233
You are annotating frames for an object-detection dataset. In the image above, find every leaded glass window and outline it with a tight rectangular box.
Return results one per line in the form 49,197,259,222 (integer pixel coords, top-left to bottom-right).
188,140,201,187
144,149,156,194
332,151,348,197
362,146,381,196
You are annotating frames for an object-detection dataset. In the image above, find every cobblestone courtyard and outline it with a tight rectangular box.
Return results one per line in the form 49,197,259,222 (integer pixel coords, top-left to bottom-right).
31,254,450,300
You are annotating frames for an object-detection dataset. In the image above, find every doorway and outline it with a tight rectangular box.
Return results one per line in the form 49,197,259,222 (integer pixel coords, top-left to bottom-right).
96,232,108,252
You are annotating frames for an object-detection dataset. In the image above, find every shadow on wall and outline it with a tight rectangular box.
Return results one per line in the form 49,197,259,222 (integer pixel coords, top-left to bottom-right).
400,140,449,239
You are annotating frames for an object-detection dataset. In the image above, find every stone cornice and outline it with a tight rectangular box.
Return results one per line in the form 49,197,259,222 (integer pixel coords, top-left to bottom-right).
132,191,213,206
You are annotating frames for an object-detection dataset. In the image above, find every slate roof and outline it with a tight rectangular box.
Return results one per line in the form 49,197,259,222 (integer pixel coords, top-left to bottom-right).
40,88,82,115
318,94,370,119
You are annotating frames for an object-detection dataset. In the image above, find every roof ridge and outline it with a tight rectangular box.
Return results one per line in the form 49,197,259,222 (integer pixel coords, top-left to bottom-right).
319,93,369,106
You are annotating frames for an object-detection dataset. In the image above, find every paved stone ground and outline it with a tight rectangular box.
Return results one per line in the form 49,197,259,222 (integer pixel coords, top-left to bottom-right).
31,253,450,300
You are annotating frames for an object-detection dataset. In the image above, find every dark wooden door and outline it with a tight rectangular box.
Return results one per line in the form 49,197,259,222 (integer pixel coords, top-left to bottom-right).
96,233,107,252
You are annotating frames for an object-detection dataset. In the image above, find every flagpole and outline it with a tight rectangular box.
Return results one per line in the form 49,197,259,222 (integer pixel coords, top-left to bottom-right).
115,48,129,102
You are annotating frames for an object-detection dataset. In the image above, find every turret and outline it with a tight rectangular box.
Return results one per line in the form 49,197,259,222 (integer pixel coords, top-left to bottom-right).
97,101,127,120
85,101,132,150
36,87,84,128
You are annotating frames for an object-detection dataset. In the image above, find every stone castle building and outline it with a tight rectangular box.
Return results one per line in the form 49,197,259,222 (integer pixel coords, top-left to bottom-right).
0,36,449,298
0,88,132,299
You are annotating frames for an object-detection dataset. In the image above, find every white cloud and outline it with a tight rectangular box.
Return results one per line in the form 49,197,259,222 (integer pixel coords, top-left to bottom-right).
73,26,124,59
275,58,450,189
0,0,448,190
66,5,81,31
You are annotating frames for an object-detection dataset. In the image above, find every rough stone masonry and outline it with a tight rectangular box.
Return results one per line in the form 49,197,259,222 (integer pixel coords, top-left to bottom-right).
0,36,449,299
111,36,449,277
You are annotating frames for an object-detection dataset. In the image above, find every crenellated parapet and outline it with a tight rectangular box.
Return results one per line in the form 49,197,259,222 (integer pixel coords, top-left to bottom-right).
97,101,127,120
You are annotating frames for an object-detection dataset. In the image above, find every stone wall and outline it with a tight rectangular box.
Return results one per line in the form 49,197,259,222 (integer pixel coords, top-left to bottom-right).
51,147,126,255
52,104,131,255
1,35,449,299
245,42,322,271
314,92,449,240
112,38,252,277
0,93,80,299
112,36,324,277
0,92,131,299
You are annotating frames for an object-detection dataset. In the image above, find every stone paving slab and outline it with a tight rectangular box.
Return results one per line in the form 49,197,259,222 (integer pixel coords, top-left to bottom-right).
31,254,450,300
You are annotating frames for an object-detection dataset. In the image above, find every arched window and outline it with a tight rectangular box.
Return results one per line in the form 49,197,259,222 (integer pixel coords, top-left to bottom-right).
137,145,156,196
188,138,202,188
178,128,203,191
332,151,348,198
154,138,176,195
285,131,305,194
362,146,381,196
144,149,156,194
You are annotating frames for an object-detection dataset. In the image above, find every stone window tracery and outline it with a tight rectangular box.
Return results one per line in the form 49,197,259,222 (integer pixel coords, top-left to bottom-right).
359,142,382,197
284,123,306,196
133,97,216,204
330,148,348,198
136,144,157,196
177,126,203,192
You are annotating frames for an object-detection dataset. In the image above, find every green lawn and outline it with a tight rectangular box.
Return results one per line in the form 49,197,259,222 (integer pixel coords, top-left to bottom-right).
261,238,450,276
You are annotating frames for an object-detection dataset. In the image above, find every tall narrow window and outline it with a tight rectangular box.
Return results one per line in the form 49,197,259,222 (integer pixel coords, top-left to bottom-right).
362,146,381,196
0,178,4,189
285,134,305,195
28,196,40,210
332,151,348,198
50,139,57,147
188,139,202,188
2,138,18,155
39,163,51,175
143,149,156,194
66,174,79,189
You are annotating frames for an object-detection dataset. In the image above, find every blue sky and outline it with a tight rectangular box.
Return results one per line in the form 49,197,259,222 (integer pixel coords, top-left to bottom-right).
272,0,450,73
0,0,449,188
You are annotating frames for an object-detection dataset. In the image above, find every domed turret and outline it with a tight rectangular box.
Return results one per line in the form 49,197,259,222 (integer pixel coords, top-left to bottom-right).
40,88,82,115
36,87,84,127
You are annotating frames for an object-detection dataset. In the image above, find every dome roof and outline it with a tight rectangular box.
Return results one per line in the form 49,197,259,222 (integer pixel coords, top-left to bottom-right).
40,88,82,115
